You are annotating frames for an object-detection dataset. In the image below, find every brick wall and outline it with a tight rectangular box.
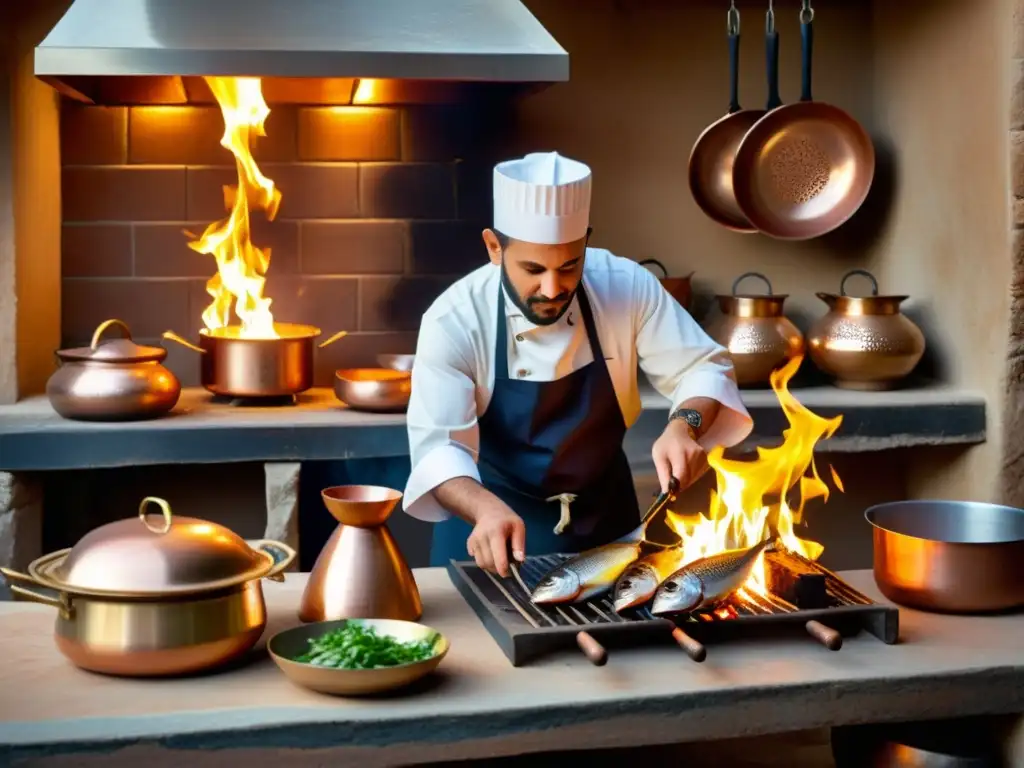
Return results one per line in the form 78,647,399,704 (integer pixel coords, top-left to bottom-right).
59,102,500,386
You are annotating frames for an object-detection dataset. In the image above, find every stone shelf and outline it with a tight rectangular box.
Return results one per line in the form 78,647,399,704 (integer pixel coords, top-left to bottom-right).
0,384,986,471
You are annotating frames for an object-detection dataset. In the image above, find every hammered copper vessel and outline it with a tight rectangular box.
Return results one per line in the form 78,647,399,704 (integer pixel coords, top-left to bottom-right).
703,272,804,387
299,486,422,623
807,269,925,390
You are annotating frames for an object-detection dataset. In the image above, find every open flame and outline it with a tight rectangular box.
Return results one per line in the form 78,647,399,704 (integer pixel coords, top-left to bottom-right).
187,77,281,339
665,355,844,598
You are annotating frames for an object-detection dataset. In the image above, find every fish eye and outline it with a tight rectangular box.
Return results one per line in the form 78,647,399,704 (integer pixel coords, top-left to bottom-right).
664,582,679,592
620,579,632,589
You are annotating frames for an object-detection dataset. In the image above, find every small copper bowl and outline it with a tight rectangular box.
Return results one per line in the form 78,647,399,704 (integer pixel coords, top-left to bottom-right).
333,368,411,413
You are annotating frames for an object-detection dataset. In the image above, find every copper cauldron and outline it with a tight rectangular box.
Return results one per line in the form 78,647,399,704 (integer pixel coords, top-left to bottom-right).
163,324,349,398
807,269,925,390
703,272,804,387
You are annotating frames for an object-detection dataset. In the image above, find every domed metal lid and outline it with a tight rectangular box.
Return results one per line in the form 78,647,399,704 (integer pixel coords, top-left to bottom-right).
30,497,275,598
56,319,168,364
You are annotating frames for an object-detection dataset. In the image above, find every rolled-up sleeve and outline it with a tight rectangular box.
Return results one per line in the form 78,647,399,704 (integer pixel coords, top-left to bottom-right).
403,316,481,522
634,267,753,450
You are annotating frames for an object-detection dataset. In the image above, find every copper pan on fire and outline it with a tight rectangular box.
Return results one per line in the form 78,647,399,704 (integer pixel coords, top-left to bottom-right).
162,324,349,398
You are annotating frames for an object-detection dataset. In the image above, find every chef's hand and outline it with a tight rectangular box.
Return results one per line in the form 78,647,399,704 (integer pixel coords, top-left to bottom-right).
467,502,526,577
652,419,709,494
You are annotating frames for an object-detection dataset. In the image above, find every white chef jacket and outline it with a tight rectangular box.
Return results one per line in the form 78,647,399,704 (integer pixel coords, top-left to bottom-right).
403,247,753,522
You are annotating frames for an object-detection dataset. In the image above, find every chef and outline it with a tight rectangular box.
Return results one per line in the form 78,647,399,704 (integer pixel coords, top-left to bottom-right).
403,151,753,576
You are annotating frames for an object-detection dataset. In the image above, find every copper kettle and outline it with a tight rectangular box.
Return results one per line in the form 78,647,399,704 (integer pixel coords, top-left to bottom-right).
703,272,805,387
807,269,925,390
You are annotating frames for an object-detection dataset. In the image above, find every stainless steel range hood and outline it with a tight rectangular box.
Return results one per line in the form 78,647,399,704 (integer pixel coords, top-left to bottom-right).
35,0,569,106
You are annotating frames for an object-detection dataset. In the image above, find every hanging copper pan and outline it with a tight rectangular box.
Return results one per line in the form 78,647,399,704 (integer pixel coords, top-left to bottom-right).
688,2,771,233
732,1,875,240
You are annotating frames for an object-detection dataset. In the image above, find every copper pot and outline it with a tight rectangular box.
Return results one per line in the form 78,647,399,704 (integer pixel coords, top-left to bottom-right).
807,269,925,390
703,272,804,387
865,500,1024,614
638,259,694,312
47,319,181,421
334,369,412,413
0,496,296,677
162,324,348,397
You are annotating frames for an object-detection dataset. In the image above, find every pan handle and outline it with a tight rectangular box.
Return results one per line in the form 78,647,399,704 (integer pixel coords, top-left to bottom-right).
726,3,741,114
764,9,782,110
637,258,668,279
799,0,815,103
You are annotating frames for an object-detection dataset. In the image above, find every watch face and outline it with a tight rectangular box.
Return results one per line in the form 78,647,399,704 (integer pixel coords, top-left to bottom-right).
675,409,701,429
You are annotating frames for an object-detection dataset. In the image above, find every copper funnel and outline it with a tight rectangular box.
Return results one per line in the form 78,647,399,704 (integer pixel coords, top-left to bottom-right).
299,486,423,624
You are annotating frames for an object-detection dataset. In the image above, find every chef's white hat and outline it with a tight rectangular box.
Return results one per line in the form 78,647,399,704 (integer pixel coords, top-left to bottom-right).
493,151,592,245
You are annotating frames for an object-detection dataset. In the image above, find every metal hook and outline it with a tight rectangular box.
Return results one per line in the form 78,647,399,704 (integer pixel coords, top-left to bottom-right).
727,0,739,36
800,0,814,24
766,0,775,34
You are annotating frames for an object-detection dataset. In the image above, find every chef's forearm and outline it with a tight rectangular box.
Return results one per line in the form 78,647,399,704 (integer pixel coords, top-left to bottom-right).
674,396,720,438
432,477,503,526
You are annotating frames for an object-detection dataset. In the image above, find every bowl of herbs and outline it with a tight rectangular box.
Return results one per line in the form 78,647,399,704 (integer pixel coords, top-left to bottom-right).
268,618,449,696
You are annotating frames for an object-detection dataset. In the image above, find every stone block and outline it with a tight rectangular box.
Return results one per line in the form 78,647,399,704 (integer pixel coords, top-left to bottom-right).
0,472,42,598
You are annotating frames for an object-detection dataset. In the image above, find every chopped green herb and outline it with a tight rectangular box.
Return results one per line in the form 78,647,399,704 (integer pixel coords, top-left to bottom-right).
294,620,440,669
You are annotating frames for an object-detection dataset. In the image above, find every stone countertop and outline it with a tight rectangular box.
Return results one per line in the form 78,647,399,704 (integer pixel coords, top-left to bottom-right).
0,384,988,471
0,569,1021,767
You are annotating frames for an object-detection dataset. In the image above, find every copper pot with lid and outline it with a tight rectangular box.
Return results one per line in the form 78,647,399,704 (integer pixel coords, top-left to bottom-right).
46,319,181,421
703,272,805,387
0,496,296,677
807,269,925,390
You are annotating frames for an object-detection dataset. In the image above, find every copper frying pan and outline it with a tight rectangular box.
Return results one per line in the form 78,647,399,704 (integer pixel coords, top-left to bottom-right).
688,2,769,233
732,0,875,240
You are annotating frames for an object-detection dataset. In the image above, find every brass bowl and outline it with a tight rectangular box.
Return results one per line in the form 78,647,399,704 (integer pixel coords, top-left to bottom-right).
333,368,411,413
268,618,449,696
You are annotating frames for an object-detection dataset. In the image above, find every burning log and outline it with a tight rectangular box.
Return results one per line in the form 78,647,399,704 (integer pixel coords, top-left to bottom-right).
765,549,830,608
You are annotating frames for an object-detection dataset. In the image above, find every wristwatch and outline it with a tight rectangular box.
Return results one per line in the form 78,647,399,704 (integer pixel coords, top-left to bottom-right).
669,408,702,440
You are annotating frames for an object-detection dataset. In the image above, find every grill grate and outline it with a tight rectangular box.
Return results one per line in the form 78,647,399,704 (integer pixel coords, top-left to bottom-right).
447,549,899,666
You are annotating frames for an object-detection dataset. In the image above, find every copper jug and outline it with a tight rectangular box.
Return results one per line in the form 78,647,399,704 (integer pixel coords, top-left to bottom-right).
808,269,925,390
639,258,694,312
703,272,805,387
299,486,422,623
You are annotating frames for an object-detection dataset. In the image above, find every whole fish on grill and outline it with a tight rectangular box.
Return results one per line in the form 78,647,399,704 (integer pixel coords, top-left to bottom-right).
529,478,680,605
612,544,687,613
650,538,777,617
530,525,665,605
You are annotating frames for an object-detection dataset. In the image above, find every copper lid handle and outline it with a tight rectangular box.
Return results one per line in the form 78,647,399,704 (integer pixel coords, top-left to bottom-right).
839,269,879,297
138,496,173,534
90,319,133,350
732,271,773,296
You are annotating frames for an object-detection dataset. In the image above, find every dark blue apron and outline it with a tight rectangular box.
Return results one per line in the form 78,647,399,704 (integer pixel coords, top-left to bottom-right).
429,282,642,565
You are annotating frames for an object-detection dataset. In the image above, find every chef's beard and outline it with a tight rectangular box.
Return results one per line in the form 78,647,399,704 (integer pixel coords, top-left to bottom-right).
500,261,578,327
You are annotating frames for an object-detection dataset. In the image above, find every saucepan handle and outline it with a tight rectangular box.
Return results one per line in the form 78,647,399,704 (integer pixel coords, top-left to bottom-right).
726,2,741,114
637,258,668,279
765,4,782,110
799,0,814,103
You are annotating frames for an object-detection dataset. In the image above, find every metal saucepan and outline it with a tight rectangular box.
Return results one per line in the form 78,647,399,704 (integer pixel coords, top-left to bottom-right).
0,496,297,677
163,324,348,398
732,1,875,240
865,499,1024,614
47,319,181,421
688,2,769,233
377,353,416,372
334,368,412,413
638,259,694,312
